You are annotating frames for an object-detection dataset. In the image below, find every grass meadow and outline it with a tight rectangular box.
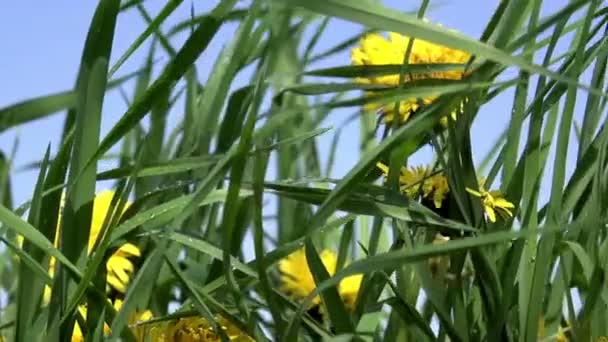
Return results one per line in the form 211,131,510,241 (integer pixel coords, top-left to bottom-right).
0,0,607,341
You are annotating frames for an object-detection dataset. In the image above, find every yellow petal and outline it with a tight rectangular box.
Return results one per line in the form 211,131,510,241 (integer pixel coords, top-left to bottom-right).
376,162,389,174
107,275,127,293
485,205,497,222
117,243,141,257
494,198,515,209
108,261,133,285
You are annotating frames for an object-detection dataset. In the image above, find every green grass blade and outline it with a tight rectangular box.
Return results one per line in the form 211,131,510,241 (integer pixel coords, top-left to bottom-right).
109,0,183,77
88,4,231,168
304,239,354,334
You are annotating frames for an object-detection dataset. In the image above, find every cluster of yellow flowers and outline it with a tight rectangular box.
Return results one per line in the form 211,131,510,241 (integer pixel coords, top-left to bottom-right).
142,316,254,342
17,26,520,342
377,163,514,223
376,162,449,209
71,299,152,342
24,191,253,342
273,29,515,319
351,31,471,125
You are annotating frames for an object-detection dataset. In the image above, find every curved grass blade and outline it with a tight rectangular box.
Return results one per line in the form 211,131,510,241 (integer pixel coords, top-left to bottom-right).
0,69,144,133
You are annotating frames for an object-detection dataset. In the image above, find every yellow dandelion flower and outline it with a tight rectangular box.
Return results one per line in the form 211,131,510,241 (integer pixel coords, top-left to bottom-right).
70,299,152,342
40,190,141,303
145,316,253,342
352,31,470,124
465,180,515,223
89,191,141,294
377,163,449,209
279,248,362,309
114,299,155,341
339,274,363,310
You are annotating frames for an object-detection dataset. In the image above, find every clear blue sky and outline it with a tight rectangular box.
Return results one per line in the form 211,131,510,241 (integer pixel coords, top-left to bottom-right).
0,0,584,206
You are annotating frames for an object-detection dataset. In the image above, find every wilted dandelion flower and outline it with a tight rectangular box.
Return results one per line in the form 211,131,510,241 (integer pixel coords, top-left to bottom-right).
42,190,141,302
466,180,515,223
428,233,451,280
377,163,449,209
279,248,362,309
145,316,253,342
351,31,471,124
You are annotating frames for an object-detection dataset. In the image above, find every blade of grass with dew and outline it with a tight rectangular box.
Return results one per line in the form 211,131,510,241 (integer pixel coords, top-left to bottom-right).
166,231,256,277
96,155,222,180
108,188,253,242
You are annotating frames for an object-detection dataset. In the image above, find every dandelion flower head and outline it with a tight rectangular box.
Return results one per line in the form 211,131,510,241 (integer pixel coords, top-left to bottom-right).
279,248,362,309
42,190,141,302
70,299,152,342
466,179,515,223
352,31,470,124
145,316,254,342
377,163,450,209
